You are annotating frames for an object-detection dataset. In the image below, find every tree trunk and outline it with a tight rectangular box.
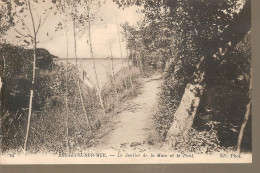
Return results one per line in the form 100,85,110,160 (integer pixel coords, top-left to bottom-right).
237,64,252,153
65,28,70,151
0,52,6,115
137,52,142,73
24,0,36,151
109,42,118,97
128,58,134,91
24,41,36,151
60,0,71,152
116,17,128,91
72,4,92,128
86,4,106,115
164,57,205,147
124,29,133,90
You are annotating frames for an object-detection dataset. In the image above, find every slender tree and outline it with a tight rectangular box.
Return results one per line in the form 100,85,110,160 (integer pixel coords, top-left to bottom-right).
85,0,106,114
71,0,92,128
3,0,56,151
58,0,71,151
65,27,70,150
124,26,133,90
109,41,119,97
116,16,128,91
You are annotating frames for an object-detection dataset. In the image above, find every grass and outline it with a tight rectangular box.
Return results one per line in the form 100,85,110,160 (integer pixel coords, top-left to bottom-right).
102,67,141,112
1,64,143,155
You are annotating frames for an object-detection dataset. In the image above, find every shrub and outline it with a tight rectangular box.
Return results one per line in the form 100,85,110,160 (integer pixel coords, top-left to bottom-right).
102,66,141,113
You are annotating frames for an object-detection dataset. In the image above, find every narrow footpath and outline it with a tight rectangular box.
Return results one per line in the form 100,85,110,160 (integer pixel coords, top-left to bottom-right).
94,74,163,152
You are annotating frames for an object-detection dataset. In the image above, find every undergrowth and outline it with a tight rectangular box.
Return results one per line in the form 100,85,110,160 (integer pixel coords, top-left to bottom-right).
1,62,142,154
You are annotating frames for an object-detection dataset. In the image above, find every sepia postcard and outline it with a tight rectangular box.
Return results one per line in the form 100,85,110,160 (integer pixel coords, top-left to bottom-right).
0,0,252,164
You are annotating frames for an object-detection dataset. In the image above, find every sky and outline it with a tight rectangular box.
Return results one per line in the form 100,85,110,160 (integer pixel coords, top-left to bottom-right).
4,0,245,59
4,0,144,58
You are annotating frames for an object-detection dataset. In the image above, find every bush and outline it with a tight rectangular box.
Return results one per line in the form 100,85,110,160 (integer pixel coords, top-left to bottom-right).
102,66,141,113
154,31,251,152
173,126,236,154
155,57,192,140
1,44,142,154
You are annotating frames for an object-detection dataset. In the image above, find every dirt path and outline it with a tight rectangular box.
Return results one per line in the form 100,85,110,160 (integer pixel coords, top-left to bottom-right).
94,74,162,152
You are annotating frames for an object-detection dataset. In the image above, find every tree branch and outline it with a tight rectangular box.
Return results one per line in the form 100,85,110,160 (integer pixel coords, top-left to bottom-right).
20,19,33,37
39,31,57,44
31,2,41,22
12,27,33,39
36,7,53,34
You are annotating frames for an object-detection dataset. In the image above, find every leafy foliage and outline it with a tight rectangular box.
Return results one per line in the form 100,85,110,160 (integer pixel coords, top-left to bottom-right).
0,42,142,153
119,0,251,151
